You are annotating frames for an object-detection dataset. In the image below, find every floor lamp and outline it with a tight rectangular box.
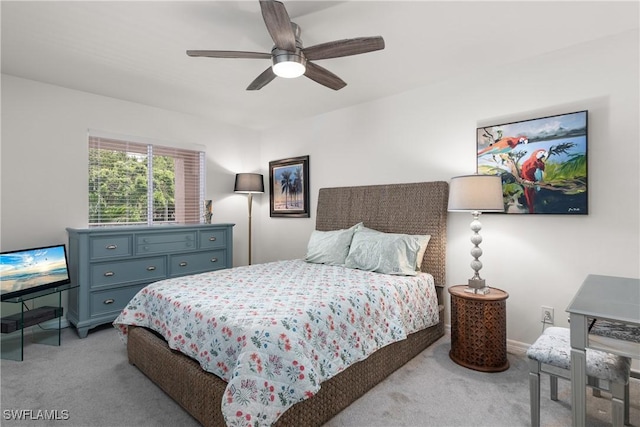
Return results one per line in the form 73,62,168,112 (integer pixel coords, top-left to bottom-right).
448,174,504,294
234,173,264,265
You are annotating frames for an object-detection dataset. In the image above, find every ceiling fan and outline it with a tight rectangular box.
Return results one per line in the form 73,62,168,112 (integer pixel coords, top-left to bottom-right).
186,0,385,91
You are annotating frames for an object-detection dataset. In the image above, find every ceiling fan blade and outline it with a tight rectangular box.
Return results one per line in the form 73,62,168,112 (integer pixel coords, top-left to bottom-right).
247,67,277,90
303,36,385,60
187,50,271,59
260,0,296,51
304,61,346,91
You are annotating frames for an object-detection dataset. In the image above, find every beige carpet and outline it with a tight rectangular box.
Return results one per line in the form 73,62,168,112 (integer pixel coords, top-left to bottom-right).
1,324,638,426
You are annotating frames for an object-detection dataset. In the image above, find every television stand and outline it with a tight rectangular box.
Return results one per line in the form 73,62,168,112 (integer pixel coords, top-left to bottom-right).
1,306,64,333
1,284,74,361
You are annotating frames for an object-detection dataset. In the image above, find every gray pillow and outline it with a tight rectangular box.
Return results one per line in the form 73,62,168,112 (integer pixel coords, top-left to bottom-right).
345,228,421,276
304,223,361,265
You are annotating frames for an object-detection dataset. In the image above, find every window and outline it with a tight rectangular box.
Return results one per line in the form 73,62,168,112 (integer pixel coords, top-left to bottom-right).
88,135,205,226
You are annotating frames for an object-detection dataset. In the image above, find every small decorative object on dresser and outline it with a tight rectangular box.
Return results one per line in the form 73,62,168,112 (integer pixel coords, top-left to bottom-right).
203,200,213,224
449,284,509,372
66,224,234,338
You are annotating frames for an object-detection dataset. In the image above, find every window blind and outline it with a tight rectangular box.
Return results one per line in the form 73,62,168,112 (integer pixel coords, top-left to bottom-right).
89,135,205,226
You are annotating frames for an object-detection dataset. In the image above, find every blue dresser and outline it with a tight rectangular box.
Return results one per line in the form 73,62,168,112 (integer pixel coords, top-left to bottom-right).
66,224,234,338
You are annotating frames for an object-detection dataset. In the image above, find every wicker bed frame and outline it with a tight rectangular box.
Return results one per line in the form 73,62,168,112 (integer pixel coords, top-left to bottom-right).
127,181,449,426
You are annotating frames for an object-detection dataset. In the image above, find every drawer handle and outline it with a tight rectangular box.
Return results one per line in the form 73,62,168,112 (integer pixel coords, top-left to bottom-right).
186,242,193,248
147,266,156,271
179,262,188,267
104,271,115,277
185,235,192,241
103,299,115,305
106,244,118,250
209,236,217,241
210,257,218,263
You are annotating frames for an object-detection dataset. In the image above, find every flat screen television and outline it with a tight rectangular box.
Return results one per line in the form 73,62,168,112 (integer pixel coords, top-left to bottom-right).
0,244,71,301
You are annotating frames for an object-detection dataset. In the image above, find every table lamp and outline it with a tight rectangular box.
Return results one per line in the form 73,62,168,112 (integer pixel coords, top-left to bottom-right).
448,174,504,294
234,173,264,265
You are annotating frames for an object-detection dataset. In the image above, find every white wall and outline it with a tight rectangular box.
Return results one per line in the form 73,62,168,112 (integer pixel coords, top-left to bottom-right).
255,30,640,347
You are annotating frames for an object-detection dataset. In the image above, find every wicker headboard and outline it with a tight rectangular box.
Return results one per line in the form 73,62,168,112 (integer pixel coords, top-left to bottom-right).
316,181,449,287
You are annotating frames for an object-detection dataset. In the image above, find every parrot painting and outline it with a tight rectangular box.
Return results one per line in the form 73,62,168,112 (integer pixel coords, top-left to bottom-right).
520,149,549,213
477,136,529,157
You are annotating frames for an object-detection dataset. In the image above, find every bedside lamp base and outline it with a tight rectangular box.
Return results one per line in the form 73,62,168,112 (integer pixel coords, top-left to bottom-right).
465,278,490,295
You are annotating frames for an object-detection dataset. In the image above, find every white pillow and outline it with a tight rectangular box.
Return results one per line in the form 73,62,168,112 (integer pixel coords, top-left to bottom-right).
414,234,431,270
345,227,421,276
304,223,361,265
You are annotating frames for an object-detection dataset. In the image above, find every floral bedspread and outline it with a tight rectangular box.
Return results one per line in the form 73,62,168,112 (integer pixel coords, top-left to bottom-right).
113,259,439,426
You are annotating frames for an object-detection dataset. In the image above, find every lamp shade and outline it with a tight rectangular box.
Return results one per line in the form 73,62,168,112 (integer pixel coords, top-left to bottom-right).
448,174,504,212
234,173,264,193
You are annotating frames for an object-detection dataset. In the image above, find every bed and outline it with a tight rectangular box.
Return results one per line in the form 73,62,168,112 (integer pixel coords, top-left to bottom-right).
117,181,449,426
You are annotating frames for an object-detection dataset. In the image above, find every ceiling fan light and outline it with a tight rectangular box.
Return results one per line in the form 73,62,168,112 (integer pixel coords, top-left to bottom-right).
272,50,307,78
273,61,306,78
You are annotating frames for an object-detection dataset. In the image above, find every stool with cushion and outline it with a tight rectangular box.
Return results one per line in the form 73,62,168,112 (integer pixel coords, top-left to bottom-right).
527,326,631,427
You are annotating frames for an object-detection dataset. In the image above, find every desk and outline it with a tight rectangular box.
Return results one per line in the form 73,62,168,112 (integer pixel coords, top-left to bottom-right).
566,274,640,426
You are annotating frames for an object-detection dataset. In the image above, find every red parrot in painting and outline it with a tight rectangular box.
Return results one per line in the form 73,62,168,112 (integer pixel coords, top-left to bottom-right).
520,149,549,213
477,136,529,156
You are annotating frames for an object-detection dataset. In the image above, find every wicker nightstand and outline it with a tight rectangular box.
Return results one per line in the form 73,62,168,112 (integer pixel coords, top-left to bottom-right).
448,285,509,372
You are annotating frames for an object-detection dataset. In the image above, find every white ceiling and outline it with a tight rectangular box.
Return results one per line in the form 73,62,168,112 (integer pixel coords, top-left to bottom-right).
2,1,638,131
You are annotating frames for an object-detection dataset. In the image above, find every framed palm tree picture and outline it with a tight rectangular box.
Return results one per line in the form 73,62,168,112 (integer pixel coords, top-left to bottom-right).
269,155,310,218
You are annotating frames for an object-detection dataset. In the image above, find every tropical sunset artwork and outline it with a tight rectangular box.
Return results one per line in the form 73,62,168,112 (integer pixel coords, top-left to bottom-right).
272,163,305,212
477,111,588,215
268,154,310,218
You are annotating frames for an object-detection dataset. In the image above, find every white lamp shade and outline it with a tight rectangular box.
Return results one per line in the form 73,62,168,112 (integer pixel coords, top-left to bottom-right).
448,174,504,212
234,173,264,194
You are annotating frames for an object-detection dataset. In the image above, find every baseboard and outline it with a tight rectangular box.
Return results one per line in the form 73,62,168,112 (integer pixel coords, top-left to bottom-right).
506,339,529,356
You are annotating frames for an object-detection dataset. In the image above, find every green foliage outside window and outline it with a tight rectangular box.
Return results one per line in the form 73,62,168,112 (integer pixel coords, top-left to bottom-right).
89,148,176,224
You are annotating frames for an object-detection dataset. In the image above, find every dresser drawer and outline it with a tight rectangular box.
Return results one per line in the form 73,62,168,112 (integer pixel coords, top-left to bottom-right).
90,236,132,259
137,231,197,245
136,232,197,254
91,257,166,288
199,229,227,249
169,250,227,277
91,285,145,317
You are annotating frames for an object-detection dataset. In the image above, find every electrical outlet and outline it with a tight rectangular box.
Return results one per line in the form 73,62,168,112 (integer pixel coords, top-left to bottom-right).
541,306,554,324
